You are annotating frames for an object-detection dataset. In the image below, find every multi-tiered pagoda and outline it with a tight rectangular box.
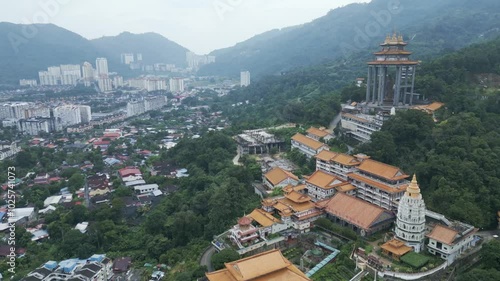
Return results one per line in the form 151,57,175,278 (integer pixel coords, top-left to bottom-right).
366,33,419,106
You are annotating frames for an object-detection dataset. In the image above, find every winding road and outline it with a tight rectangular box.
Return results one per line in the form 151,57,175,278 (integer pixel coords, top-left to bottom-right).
200,246,216,272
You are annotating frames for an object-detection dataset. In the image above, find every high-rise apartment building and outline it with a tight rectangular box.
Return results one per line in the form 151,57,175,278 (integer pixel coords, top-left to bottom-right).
241,71,251,87
95,58,109,76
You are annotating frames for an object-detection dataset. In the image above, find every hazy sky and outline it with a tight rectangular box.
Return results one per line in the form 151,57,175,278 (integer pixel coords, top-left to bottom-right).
1,0,368,54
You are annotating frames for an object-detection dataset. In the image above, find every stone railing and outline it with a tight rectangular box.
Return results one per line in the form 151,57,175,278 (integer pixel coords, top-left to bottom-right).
378,261,448,280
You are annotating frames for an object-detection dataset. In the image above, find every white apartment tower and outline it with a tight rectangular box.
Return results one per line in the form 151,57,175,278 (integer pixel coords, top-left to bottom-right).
95,58,109,76
241,71,251,87
169,78,185,92
82,62,94,80
395,175,427,252
98,77,113,93
78,105,92,123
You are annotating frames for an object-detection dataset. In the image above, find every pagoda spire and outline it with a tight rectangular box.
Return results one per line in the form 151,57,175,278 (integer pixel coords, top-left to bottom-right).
406,174,421,197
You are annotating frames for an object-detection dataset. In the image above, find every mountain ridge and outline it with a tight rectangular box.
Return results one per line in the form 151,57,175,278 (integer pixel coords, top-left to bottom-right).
0,23,190,84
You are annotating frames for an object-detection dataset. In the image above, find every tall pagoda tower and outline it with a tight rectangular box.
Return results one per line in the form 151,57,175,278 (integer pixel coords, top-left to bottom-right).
366,33,419,106
395,175,426,252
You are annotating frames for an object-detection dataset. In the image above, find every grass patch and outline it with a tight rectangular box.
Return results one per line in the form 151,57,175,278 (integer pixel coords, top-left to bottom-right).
400,252,430,269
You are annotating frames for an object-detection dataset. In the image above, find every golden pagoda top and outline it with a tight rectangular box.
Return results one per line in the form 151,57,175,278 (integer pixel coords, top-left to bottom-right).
382,32,407,46
406,174,422,198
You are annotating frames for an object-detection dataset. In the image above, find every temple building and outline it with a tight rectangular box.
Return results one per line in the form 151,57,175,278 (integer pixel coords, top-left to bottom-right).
395,175,427,252
317,193,395,237
315,151,363,180
366,33,419,106
426,222,479,263
348,159,409,211
262,167,299,190
306,127,333,142
305,170,352,201
261,187,323,232
228,217,260,249
291,133,330,158
206,249,311,281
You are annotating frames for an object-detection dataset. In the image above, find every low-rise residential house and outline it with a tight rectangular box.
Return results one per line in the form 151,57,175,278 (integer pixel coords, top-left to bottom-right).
291,133,329,158
34,173,50,185
426,223,479,263
113,257,132,273
119,167,142,182
306,127,333,142
134,184,159,195
305,170,351,202
262,167,299,190
21,255,112,281
316,193,395,237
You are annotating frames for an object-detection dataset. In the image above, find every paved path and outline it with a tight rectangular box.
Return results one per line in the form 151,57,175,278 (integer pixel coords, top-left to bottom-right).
200,246,216,272
232,149,242,166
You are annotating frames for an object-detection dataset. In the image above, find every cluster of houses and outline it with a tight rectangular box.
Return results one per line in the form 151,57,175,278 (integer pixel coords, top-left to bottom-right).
20,254,134,281
215,127,479,265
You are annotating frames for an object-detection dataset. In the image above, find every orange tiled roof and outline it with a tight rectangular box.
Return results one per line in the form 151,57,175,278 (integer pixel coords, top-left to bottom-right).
381,239,413,256
291,133,328,150
248,209,281,227
293,184,307,192
264,167,299,186
413,102,445,113
206,249,311,281
368,60,419,65
336,184,356,193
342,113,370,124
306,127,330,138
306,170,348,190
426,225,459,245
348,172,406,194
278,197,316,213
357,159,409,181
317,193,394,230
285,190,312,204
332,153,360,166
315,150,338,161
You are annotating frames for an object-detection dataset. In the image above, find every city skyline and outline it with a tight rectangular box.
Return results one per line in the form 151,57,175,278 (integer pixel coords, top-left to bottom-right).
0,0,368,54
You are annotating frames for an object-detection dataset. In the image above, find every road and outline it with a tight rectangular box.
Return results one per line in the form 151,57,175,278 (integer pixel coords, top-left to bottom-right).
200,246,216,272
328,112,342,133
232,149,242,166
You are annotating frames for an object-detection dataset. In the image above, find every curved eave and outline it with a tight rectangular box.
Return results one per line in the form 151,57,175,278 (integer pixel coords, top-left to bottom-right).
367,61,419,65
380,42,408,46
373,51,412,55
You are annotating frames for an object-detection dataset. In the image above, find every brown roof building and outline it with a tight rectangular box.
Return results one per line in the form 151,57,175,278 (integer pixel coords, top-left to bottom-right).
306,127,332,141
291,133,329,158
263,167,299,190
348,159,409,211
206,249,311,281
306,170,351,201
317,193,395,237
426,222,479,262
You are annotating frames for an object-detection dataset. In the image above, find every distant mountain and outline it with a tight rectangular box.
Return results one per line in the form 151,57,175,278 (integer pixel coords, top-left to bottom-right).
0,23,98,85
198,0,500,78
0,23,190,85
90,32,189,68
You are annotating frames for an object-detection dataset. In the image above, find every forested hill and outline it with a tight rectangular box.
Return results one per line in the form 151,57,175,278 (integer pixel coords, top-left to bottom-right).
0,23,189,84
199,0,500,78
359,37,500,228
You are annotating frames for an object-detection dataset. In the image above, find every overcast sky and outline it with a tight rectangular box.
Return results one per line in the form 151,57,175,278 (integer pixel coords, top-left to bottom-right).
1,0,368,54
